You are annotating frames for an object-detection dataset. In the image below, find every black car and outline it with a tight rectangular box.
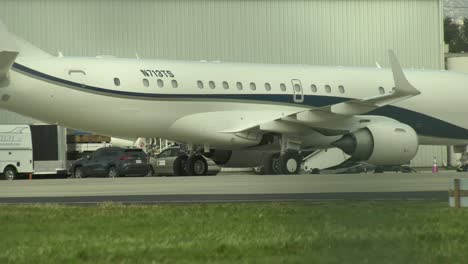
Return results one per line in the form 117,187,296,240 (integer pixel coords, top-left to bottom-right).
70,147,150,178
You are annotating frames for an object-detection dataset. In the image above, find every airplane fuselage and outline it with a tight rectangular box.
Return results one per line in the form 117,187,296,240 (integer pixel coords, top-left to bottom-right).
2,56,468,149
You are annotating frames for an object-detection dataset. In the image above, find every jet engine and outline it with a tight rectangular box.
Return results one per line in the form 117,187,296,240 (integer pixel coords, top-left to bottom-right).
204,149,266,168
333,122,419,165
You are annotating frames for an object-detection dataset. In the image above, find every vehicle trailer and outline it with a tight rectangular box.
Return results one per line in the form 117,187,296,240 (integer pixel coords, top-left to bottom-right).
30,124,68,176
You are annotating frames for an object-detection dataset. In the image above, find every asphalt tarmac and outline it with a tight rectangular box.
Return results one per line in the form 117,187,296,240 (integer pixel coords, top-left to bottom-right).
0,172,466,204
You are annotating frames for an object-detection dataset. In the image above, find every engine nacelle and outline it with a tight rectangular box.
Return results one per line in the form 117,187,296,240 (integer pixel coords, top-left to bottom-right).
333,122,419,165
205,149,266,168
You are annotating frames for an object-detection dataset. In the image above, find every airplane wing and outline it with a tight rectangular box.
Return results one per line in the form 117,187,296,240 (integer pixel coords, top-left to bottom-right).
0,20,19,80
221,50,421,136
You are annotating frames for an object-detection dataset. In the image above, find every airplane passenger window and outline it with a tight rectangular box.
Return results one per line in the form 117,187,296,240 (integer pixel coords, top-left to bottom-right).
197,80,204,89
379,86,385,94
280,83,286,92
311,84,317,93
172,80,178,88
325,85,331,93
338,85,345,94
223,81,229,89
142,79,149,87
236,82,243,90
250,82,256,91
157,79,164,88
114,78,120,86
265,83,271,91
209,81,216,89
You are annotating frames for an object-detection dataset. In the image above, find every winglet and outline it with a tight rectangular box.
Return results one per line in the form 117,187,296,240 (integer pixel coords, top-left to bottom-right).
0,20,19,79
1,19,51,59
388,50,420,96
0,19,17,52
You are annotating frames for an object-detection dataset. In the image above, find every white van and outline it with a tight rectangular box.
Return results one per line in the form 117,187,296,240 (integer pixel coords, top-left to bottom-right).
0,125,33,180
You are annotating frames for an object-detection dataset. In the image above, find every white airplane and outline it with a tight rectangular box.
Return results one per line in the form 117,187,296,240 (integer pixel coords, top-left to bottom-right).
1,20,467,176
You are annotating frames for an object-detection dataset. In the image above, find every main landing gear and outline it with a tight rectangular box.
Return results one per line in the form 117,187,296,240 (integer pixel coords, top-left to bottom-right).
172,145,209,176
185,154,208,176
278,151,302,174
255,151,302,175
255,136,303,175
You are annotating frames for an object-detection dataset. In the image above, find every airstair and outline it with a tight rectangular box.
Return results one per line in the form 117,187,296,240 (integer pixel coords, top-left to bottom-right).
302,148,349,172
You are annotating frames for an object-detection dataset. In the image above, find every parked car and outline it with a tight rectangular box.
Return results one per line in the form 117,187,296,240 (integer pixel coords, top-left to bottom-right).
149,146,220,176
70,147,150,178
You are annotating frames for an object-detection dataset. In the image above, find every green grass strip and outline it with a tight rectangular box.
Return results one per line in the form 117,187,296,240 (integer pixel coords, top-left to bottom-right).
0,201,468,263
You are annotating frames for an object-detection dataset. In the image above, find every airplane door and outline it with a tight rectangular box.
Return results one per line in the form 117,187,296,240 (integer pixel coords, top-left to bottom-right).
291,79,304,103
67,69,86,88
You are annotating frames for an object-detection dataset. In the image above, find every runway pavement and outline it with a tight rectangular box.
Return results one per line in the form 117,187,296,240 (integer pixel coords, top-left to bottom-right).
0,172,466,204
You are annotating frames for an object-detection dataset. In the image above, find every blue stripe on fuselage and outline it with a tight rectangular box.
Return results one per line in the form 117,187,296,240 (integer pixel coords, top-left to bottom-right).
10,62,468,140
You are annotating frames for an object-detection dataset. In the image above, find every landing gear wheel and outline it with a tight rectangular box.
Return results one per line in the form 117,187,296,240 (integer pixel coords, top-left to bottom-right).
185,155,208,176
256,153,281,175
271,153,281,174
3,166,17,180
173,155,188,176
108,166,119,178
278,151,302,175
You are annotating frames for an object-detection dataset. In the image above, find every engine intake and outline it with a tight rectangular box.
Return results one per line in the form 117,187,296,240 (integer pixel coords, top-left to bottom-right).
333,122,419,165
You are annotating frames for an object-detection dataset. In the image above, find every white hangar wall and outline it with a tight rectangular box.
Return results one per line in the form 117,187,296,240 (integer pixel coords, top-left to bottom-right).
0,0,443,68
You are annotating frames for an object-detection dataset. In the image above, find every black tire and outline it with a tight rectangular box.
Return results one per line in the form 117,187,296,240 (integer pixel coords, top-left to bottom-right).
173,155,188,176
108,166,119,178
185,155,208,176
271,153,281,174
278,151,302,175
3,166,17,180
73,167,84,178
311,168,320,174
256,153,281,175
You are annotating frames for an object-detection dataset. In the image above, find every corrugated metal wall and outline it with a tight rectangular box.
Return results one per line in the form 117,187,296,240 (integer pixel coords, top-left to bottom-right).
410,145,448,168
0,0,443,68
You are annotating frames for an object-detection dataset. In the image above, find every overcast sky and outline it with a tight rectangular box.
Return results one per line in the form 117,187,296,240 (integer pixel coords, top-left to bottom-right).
444,0,468,17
